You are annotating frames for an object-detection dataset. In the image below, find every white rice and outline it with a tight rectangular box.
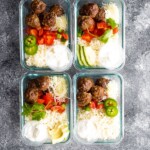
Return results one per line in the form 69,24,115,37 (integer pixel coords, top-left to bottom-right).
104,3,120,23
77,109,120,141
25,41,68,67
26,110,68,130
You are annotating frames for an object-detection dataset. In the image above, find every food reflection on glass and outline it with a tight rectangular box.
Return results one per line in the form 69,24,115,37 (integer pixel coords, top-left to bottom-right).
22,76,70,144
76,76,120,142
24,0,72,71
77,3,124,69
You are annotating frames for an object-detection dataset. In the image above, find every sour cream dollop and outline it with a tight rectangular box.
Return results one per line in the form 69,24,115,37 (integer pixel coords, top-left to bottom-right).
45,45,72,71
22,121,49,143
77,119,99,142
98,39,124,70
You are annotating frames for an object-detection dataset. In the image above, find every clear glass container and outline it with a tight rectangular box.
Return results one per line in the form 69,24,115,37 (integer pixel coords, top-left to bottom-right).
19,0,72,71
19,72,72,146
73,72,124,144
73,0,125,71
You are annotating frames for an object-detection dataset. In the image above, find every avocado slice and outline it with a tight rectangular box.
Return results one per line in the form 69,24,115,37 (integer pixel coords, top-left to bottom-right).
83,46,96,66
77,45,84,66
80,46,89,66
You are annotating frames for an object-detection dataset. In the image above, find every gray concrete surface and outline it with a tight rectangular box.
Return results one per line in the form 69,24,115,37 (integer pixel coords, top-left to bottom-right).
0,0,150,149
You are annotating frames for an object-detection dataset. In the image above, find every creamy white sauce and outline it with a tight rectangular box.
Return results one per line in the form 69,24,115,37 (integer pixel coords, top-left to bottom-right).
22,121,49,142
46,45,72,71
98,38,124,69
77,119,99,142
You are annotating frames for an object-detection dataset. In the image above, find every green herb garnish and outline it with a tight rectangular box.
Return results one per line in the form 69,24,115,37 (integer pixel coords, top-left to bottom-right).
22,102,46,121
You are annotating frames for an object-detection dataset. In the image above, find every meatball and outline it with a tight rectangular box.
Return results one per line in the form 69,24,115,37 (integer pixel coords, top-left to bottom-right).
78,16,95,31
49,4,64,16
42,12,56,27
28,79,38,88
79,3,99,18
77,77,94,92
25,13,41,29
96,78,110,89
25,88,39,103
31,0,46,14
36,76,50,91
95,8,105,21
90,86,105,101
77,92,92,107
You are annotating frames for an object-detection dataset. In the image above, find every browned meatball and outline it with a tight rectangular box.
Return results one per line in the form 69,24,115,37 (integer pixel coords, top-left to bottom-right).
90,86,105,101
25,13,41,29
77,92,92,107
36,76,50,91
96,78,110,89
78,16,95,31
49,4,64,16
77,77,94,92
25,88,39,103
42,12,56,27
95,8,105,21
79,3,99,18
31,0,46,14
28,79,37,88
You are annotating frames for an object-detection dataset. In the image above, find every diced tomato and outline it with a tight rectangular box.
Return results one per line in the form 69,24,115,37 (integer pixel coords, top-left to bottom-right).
62,33,69,40
97,22,108,29
29,29,38,37
93,28,98,35
38,28,44,36
93,29,105,36
51,106,65,113
37,37,44,45
45,103,53,110
107,25,112,29
90,101,96,109
37,99,45,104
43,93,54,105
38,91,43,98
81,33,93,42
97,29,105,36
97,103,104,109
44,31,56,37
54,99,62,106
113,27,119,34
43,35,55,45
88,24,95,32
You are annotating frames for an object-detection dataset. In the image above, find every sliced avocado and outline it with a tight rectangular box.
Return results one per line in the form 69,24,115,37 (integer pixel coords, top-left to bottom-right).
77,45,84,66
80,46,89,66
83,46,96,66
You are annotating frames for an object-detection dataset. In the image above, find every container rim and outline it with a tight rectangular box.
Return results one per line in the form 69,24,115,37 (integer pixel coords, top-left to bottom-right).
19,0,73,72
72,72,124,145
73,0,126,71
19,72,73,146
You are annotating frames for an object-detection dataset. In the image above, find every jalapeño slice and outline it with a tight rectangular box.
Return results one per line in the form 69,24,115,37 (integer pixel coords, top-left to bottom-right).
104,98,118,107
24,35,36,47
24,45,38,55
106,106,118,117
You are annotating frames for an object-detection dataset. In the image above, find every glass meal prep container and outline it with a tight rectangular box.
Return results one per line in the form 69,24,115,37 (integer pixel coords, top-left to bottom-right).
74,0,125,71
19,0,72,71
20,72,72,146
73,72,124,144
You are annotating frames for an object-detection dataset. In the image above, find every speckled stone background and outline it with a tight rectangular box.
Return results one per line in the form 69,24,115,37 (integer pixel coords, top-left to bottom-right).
0,0,150,149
